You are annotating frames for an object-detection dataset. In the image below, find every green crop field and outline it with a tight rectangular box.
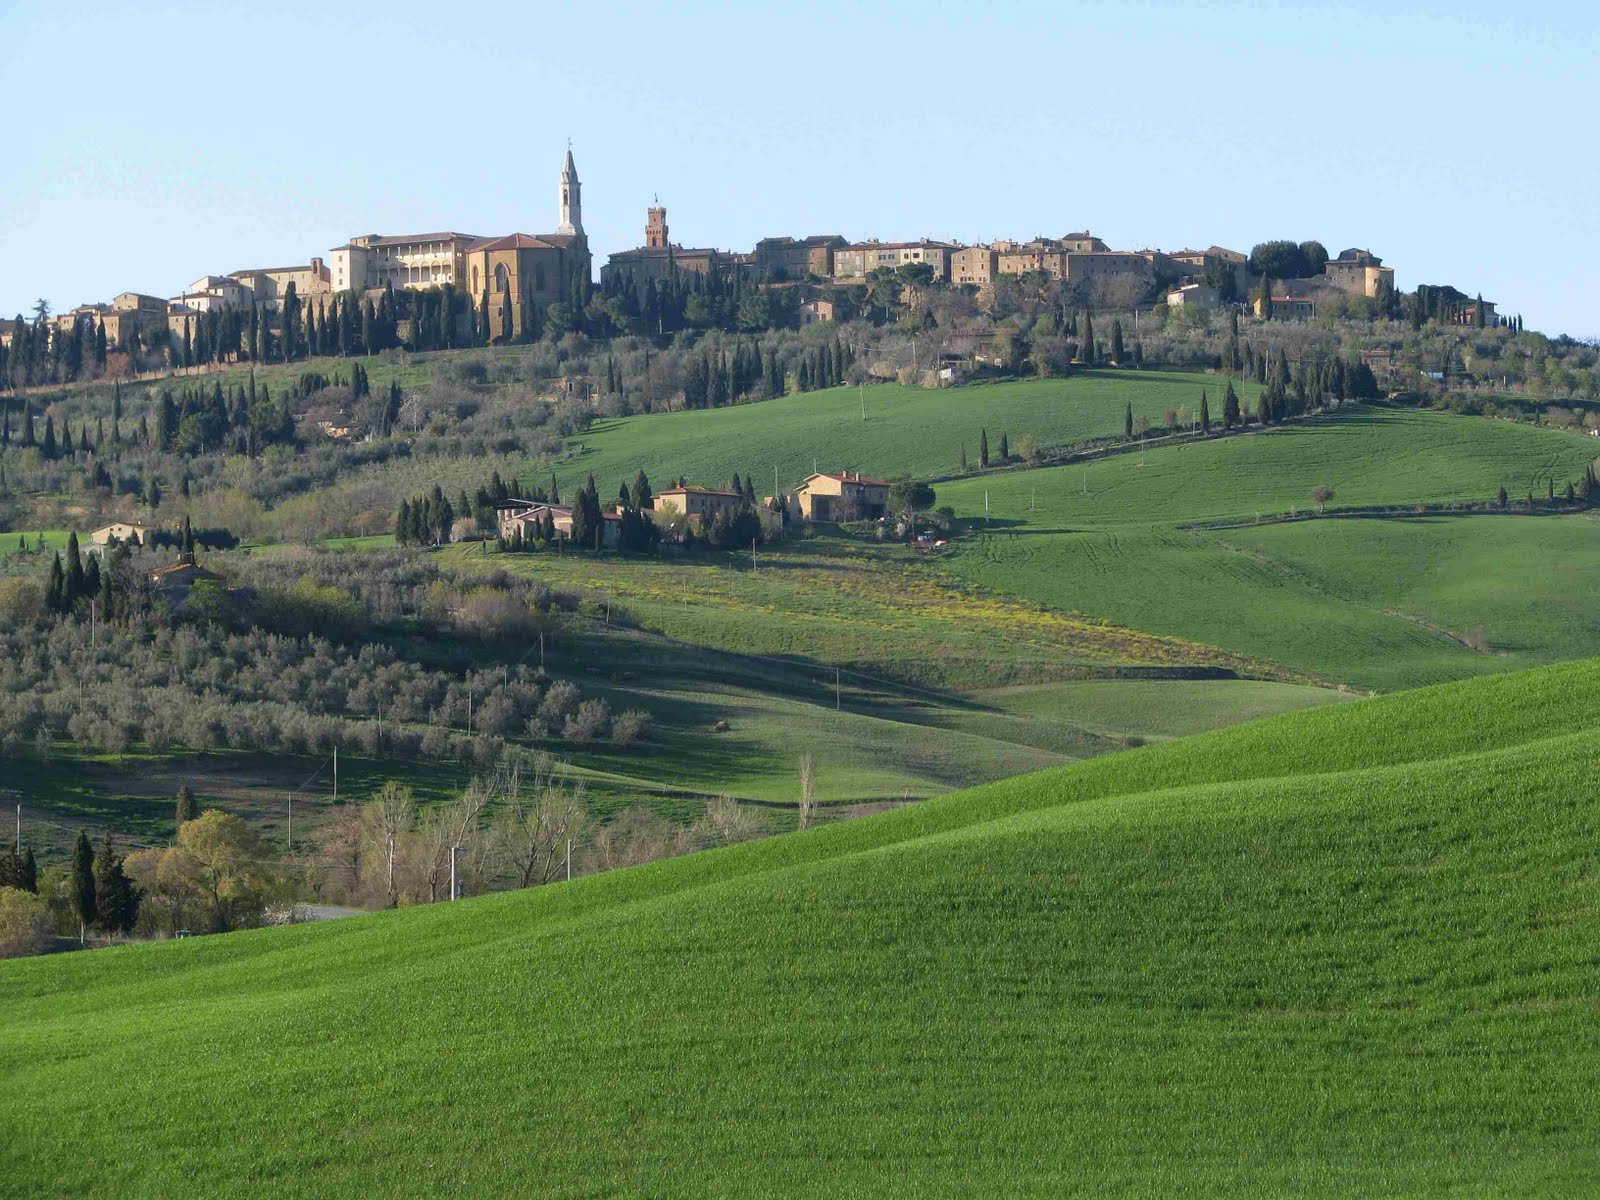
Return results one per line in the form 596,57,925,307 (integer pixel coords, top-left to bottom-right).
5,658,1598,1197
937,406,1600,689
552,369,1257,496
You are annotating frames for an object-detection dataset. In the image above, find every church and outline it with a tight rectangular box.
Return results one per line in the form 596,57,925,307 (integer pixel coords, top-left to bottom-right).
327,148,590,339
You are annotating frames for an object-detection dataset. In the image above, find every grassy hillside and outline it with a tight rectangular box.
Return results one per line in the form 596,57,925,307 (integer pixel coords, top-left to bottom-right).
8,533,1346,861
4,659,1598,1197
937,407,1600,688
553,369,1256,495
941,405,1596,526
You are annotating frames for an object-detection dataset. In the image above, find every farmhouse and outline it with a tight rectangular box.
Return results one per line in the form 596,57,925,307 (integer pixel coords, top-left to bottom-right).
789,472,890,522
149,561,224,609
1166,283,1219,310
497,502,622,549
89,521,147,548
652,485,744,522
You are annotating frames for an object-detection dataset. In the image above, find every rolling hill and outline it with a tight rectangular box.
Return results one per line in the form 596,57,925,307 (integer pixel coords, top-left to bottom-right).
937,405,1600,688
551,369,1255,495
4,658,1598,1197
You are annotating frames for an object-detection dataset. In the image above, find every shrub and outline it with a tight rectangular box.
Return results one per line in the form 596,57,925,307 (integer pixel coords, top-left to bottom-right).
563,699,613,742
612,709,652,745
0,887,50,958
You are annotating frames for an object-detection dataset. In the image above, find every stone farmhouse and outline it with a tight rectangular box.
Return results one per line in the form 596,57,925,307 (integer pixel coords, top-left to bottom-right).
651,485,744,521
89,521,147,548
788,472,890,522
495,500,622,549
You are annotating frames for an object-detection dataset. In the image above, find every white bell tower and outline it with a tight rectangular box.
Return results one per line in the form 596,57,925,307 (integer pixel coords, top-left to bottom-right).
557,143,582,238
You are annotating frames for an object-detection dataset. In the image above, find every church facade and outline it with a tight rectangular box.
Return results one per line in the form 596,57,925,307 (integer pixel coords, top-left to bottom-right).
329,148,589,338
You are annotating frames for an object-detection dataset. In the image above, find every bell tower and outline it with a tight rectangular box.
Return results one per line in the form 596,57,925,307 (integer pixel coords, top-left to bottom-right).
646,204,668,249
557,143,582,238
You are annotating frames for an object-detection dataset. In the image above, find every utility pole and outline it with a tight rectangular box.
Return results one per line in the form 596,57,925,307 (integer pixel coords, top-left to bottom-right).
287,793,292,852
835,666,841,711
751,538,757,571
14,804,19,854
332,746,338,802
859,382,865,421
566,838,572,882
450,845,462,899
985,490,990,524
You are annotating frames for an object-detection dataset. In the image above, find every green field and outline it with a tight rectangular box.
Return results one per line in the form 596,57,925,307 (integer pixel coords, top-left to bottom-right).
8,534,1348,859
5,658,1598,1196
937,407,1600,689
0,529,69,557
553,369,1256,495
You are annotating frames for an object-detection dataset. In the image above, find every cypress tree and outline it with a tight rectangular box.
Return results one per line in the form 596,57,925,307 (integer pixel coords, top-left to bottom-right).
979,429,989,467
20,847,37,893
1110,320,1125,364
1124,402,1134,440
71,830,97,937
1200,391,1211,434
94,831,139,934
176,783,197,834
45,552,65,613
1223,381,1241,430
999,432,1009,460
42,414,56,459
1082,313,1095,363
65,532,85,600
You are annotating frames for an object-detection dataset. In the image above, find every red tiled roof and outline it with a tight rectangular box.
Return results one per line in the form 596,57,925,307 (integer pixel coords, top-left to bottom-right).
468,233,563,252
811,472,890,487
657,485,741,498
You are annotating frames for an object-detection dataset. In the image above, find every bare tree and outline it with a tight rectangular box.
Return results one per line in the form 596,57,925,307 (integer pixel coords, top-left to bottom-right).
696,795,763,847
1311,485,1334,514
365,781,416,908
417,779,492,902
798,753,817,831
490,756,587,888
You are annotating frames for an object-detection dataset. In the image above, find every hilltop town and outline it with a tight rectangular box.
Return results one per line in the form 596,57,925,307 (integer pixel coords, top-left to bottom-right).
0,146,1514,393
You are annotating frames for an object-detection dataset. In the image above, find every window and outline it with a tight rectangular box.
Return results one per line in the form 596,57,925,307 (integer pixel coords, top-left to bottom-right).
494,263,510,293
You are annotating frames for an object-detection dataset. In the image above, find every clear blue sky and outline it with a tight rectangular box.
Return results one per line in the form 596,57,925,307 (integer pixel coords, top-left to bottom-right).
2,0,1595,336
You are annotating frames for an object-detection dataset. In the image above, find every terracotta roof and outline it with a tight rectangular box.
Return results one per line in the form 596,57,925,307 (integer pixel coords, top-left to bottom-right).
608,245,719,260
468,233,564,252
657,485,741,498
228,265,317,278
367,232,483,248
150,562,220,581
809,472,890,488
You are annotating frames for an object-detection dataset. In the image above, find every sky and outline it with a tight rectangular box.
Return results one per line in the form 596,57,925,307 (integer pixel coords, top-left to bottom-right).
1,0,1596,336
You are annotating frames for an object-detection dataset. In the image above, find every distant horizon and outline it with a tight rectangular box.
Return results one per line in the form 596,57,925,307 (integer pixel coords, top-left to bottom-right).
3,0,1595,338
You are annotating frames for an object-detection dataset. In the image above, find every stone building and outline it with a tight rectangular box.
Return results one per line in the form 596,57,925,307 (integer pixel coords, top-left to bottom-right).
951,246,999,288
1166,283,1219,309
602,205,730,286
832,240,957,282
463,233,585,339
1323,249,1394,298
329,149,588,300
754,235,846,281
651,485,745,522
788,472,890,522
229,260,332,307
